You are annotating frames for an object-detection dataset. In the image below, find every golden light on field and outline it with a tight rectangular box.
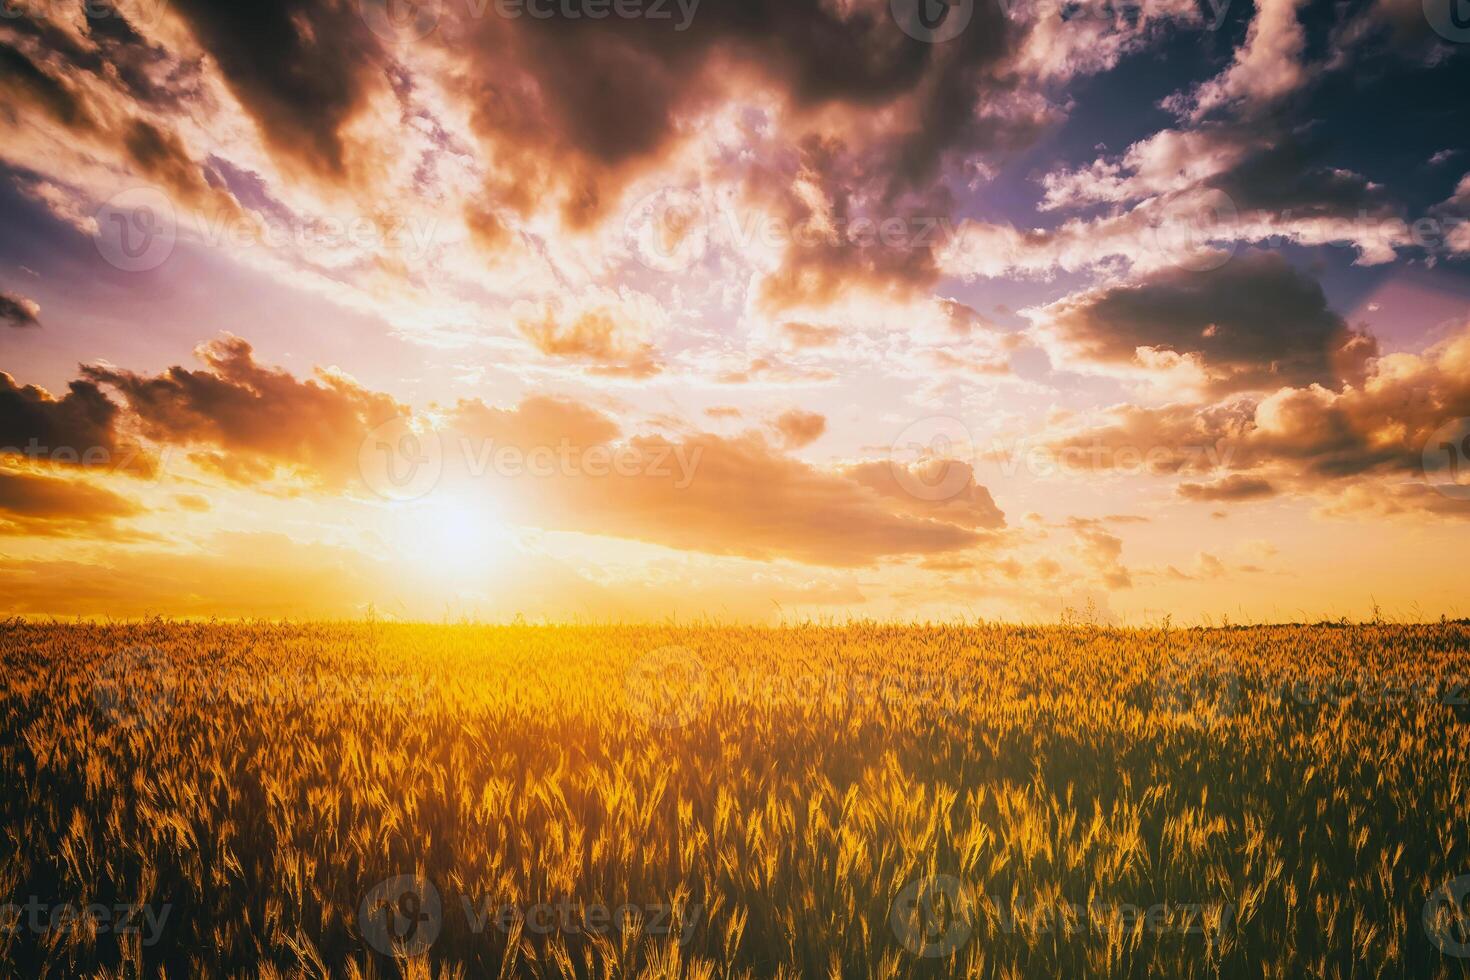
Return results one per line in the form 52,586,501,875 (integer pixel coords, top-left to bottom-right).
5,621,1470,974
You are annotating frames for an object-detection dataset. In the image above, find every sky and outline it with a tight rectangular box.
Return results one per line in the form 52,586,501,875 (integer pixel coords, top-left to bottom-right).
1,0,1469,622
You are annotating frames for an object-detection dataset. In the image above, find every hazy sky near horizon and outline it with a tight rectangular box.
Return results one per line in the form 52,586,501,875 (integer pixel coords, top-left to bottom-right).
2,0,1470,621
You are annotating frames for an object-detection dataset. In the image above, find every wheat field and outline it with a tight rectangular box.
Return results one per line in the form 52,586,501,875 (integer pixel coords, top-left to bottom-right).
2,620,1468,978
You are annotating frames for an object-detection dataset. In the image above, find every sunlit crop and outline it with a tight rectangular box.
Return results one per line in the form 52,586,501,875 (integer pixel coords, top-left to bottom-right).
2,620,1468,978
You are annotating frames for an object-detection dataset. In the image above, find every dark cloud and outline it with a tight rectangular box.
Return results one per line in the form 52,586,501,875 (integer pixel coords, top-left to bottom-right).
1204,129,1396,221
122,119,241,214
0,372,149,471
167,0,388,178
1037,252,1376,395
0,29,234,213
1178,474,1277,501
451,0,1025,228
0,466,144,537
1048,320,1470,513
749,134,954,312
0,40,98,131
0,4,184,109
0,290,40,328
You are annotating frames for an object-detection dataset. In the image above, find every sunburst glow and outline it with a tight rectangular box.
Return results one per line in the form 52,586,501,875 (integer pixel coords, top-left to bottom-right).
388,491,510,585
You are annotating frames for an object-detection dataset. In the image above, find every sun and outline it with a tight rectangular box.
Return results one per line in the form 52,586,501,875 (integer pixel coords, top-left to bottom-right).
388,490,511,584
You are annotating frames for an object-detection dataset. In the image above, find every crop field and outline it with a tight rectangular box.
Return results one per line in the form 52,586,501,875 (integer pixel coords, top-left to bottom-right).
2,620,1469,978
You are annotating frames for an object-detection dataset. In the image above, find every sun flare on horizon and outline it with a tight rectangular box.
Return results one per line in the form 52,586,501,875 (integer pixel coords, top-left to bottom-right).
385,491,514,586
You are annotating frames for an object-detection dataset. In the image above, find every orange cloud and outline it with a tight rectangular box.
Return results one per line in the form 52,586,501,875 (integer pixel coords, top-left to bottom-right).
82,334,405,490
771,409,826,449
0,467,145,538
1047,320,1470,515
516,304,663,378
450,399,998,566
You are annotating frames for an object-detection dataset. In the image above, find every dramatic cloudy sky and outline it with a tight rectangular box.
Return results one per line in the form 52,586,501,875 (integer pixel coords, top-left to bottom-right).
2,0,1469,621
